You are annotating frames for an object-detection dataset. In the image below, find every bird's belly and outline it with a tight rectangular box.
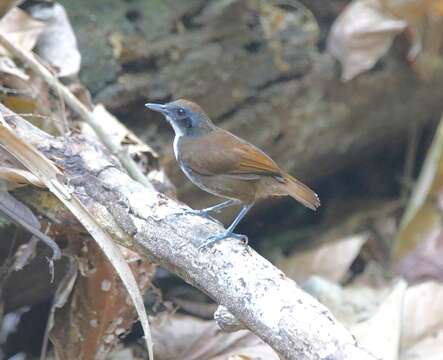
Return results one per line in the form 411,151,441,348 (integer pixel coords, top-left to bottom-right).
178,162,256,203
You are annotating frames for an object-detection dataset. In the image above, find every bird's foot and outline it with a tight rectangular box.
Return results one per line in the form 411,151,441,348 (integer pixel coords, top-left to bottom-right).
180,208,222,224
198,231,248,251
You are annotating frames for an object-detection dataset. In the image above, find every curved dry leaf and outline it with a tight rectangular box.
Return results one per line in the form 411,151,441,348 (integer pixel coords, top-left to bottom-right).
327,0,407,81
0,191,60,261
401,282,443,348
278,233,368,283
400,282,443,360
306,277,405,360
351,280,406,360
41,255,78,360
50,243,155,360
152,314,279,360
401,329,443,360
0,166,44,188
0,7,45,55
0,56,28,79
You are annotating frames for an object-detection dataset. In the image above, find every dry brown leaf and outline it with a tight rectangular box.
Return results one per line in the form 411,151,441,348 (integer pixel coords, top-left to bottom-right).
277,233,368,283
151,314,279,360
50,241,155,360
0,166,44,188
328,0,443,80
399,282,443,359
327,0,407,81
0,7,45,56
41,255,78,359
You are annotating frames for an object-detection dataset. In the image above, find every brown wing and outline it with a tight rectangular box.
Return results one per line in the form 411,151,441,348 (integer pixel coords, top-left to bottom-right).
179,129,282,178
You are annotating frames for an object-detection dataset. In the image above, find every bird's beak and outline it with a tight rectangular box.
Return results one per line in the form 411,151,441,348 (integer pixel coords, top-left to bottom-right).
144,103,168,115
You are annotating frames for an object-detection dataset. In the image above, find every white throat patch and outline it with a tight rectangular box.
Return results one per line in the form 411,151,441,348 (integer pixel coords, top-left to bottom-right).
166,114,184,161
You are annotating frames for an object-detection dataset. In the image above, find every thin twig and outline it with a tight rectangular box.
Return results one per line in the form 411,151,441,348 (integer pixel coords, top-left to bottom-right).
0,33,154,190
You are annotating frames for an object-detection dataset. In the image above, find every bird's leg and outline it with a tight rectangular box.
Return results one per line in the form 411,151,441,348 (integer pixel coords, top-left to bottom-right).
183,199,239,218
200,203,254,249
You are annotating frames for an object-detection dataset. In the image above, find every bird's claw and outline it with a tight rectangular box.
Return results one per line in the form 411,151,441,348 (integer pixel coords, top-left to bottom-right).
198,232,248,251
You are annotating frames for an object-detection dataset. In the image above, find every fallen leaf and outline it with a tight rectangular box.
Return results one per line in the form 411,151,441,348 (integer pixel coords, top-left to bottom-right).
0,166,44,188
0,191,60,261
304,276,395,324
328,0,443,80
351,280,406,360
399,281,443,359
0,7,45,56
401,329,443,360
41,255,78,359
401,281,443,348
151,314,279,360
278,233,368,283
327,0,407,81
305,277,405,360
50,242,155,360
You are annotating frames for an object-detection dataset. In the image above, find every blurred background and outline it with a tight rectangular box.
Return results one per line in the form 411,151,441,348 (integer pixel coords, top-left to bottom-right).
1,0,443,359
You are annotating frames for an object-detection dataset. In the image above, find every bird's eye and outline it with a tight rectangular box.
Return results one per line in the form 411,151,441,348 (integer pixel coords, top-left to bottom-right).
177,108,185,116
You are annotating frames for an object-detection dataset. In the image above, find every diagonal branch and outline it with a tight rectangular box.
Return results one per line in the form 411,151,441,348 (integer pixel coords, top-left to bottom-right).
0,104,377,360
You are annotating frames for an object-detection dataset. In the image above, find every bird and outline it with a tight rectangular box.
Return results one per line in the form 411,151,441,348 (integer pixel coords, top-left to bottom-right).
145,99,320,247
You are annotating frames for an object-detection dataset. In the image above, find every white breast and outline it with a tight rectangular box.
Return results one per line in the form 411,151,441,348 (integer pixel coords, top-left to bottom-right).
173,135,193,180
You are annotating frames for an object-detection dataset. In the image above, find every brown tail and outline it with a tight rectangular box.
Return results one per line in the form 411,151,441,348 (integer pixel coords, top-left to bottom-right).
279,173,320,210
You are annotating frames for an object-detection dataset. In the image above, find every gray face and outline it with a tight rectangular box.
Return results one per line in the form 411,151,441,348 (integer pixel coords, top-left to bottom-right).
145,101,213,137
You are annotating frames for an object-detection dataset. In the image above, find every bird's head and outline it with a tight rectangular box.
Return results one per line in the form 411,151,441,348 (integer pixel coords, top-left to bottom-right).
145,99,214,137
